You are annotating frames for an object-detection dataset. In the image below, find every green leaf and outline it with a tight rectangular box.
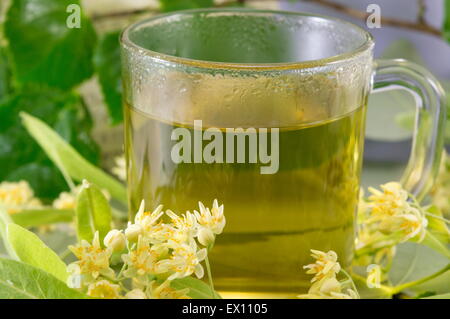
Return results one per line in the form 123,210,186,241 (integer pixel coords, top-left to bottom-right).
424,293,450,299
10,209,73,228
7,223,68,281
425,206,450,244
444,0,450,43
0,85,99,199
170,277,222,299
20,112,126,203
4,0,96,90
352,274,392,299
0,257,87,298
422,231,450,259
75,181,112,243
0,46,13,100
159,0,214,12
0,208,18,259
389,243,450,296
94,31,123,124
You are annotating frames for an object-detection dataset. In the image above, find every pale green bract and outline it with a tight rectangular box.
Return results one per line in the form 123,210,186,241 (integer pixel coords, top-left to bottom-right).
7,223,68,282
0,208,18,260
20,112,127,203
171,277,222,299
0,258,86,299
10,209,73,228
76,181,112,243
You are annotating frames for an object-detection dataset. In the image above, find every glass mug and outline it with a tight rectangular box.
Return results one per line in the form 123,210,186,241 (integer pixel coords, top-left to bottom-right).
120,9,446,298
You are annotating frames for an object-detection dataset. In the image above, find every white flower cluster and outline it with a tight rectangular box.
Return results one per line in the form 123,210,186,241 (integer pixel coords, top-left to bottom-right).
356,182,428,265
0,180,42,214
67,199,225,299
298,250,359,299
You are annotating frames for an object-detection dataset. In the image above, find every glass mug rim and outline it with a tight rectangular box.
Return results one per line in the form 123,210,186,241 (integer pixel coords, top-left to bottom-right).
120,8,375,71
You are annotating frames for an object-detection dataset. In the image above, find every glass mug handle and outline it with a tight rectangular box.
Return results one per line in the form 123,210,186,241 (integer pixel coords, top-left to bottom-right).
372,59,447,200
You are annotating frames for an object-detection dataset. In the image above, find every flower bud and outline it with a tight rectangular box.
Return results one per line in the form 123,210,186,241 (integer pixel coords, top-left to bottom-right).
103,229,126,252
197,227,215,247
125,223,142,242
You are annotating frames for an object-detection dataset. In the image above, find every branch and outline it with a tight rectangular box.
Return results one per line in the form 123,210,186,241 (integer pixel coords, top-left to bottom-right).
305,0,442,37
90,0,443,38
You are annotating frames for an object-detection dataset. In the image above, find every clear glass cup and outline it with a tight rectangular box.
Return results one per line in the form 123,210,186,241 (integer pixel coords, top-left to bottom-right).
120,9,446,298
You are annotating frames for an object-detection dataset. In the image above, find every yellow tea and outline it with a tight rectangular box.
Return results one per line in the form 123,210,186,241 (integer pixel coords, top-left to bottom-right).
121,8,444,299
124,102,366,298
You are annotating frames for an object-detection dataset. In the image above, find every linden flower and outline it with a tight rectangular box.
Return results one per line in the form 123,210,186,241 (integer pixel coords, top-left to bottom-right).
68,232,114,282
356,225,399,250
148,222,177,245
357,182,429,262
368,182,409,216
303,249,341,283
165,210,198,246
147,280,190,299
299,249,359,300
52,191,77,210
329,289,359,299
376,207,428,242
87,280,121,299
125,222,143,242
298,276,359,299
125,289,147,299
122,236,165,277
0,180,42,214
194,200,226,246
124,282,190,299
397,212,428,242
104,229,126,252
134,200,165,233
158,242,207,280
53,185,109,210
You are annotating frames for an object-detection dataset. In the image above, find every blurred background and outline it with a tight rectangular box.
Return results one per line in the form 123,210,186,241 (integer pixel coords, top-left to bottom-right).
0,0,449,199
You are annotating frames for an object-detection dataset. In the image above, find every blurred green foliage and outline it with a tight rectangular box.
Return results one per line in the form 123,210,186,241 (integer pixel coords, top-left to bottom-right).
160,0,215,12
444,0,450,43
0,85,98,199
5,0,96,90
94,31,123,124
0,47,12,100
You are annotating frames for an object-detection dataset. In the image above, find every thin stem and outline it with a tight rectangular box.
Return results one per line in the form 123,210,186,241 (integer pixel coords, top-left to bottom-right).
351,272,394,296
59,248,71,260
390,263,450,294
409,192,450,223
116,262,127,281
424,211,450,224
340,269,361,298
304,0,441,37
205,255,216,299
